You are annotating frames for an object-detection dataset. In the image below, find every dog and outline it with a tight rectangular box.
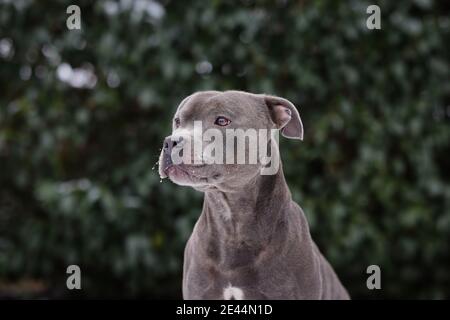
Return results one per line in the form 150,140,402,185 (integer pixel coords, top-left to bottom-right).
159,90,350,300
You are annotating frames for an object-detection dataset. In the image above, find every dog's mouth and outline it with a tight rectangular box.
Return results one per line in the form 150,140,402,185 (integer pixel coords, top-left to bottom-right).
163,164,223,191
164,164,212,184
164,163,206,175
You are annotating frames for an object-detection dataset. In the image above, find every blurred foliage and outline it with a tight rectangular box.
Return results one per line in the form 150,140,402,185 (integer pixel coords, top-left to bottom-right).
0,0,449,299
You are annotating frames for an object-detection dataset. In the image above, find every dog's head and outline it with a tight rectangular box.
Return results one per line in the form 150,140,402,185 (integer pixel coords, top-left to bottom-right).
158,90,303,192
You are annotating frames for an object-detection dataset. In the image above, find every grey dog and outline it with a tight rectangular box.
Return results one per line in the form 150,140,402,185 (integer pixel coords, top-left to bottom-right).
159,90,349,300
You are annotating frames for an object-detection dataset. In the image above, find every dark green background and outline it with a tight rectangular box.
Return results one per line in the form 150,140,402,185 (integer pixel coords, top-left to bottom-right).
0,0,449,299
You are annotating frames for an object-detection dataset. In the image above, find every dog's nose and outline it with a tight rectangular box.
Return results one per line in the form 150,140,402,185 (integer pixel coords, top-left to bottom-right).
163,136,183,154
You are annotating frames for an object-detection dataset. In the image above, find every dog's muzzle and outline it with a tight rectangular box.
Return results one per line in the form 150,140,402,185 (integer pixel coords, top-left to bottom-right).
161,135,184,173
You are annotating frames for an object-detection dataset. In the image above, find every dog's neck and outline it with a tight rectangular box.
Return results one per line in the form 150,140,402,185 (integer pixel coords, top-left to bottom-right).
199,165,291,244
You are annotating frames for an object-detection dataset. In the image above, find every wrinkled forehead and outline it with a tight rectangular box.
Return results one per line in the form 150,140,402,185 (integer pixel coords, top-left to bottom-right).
175,91,265,121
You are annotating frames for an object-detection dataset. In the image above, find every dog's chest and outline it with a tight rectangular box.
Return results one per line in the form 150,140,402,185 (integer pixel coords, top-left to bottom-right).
184,262,296,300
184,246,295,300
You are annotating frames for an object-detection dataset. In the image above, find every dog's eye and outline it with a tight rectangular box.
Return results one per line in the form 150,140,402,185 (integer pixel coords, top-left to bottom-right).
174,118,180,128
214,116,231,126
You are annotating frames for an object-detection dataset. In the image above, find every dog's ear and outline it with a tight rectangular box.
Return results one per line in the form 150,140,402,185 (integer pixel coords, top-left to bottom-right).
264,95,304,140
